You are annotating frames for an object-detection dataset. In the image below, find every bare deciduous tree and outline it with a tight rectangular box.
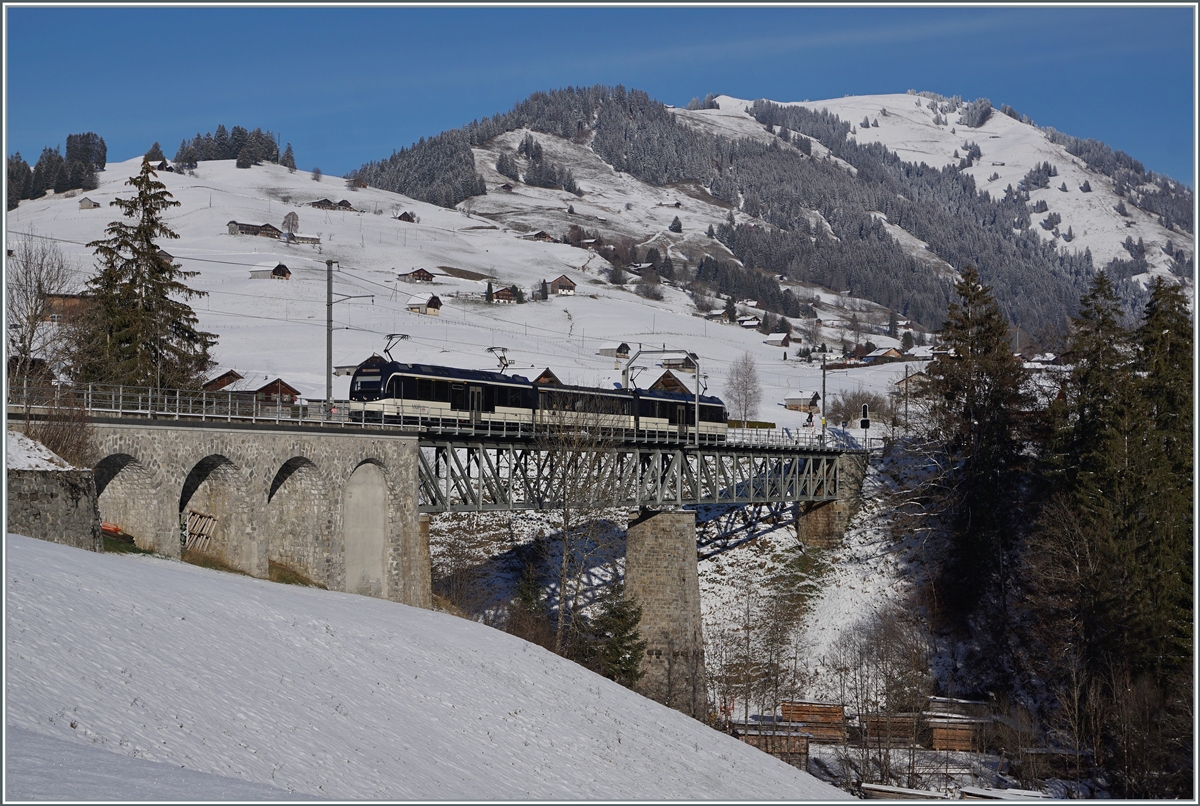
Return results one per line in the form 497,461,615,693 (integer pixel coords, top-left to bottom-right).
282,211,299,236
311,167,322,182
5,231,78,393
725,352,762,425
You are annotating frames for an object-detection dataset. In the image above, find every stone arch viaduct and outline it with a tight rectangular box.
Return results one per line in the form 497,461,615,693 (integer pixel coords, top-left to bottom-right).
91,420,429,608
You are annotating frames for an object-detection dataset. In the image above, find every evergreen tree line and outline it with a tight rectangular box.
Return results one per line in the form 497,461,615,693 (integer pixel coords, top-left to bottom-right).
916,268,1192,797
352,128,486,208
172,124,282,171
515,133,579,193
692,254,807,319
7,132,107,210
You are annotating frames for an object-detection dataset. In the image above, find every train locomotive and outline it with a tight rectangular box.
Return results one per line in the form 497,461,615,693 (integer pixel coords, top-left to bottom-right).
348,354,728,443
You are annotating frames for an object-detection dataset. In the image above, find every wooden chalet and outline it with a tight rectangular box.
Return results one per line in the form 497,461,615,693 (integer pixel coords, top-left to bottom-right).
78,196,101,209
395,211,416,223
155,159,174,172
864,346,903,362
336,199,356,211
648,370,691,395
779,701,847,743
597,341,631,359
282,232,321,245
347,178,368,189
249,261,291,280
42,293,92,323
533,368,563,386
738,315,761,329
492,286,515,304
256,378,301,405
202,369,245,392
498,182,514,192
526,230,556,243
400,268,435,283
310,198,338,210
549,274,576,295
156,248,175,263
784,390,820,413
406,294,442,316
227,221,282,239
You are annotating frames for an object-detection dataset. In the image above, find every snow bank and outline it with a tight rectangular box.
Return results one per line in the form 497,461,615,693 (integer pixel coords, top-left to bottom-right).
5,430,72,471
5,534,850,801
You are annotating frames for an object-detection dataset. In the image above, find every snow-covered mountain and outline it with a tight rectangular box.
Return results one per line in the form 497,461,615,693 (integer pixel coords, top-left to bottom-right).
7,154,918,424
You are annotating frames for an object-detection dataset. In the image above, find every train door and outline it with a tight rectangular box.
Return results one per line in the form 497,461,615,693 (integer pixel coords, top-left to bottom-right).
676,404,688,440
469,386,483,426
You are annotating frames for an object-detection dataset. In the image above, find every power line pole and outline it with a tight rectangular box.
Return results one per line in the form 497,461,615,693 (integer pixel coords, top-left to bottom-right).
326,259,334,413
821,352,827,446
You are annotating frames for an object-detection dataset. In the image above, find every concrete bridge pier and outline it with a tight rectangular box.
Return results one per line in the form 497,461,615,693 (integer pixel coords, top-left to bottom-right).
795,452,869,548
625,509,706,719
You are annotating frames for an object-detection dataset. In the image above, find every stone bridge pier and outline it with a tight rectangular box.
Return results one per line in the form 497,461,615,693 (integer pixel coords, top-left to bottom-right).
625,509,706,719
89,421,429,608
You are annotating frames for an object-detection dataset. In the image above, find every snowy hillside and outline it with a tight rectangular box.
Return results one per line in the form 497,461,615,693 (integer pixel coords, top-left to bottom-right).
7,155,916,425
4,533,850,801
674,94,1190,282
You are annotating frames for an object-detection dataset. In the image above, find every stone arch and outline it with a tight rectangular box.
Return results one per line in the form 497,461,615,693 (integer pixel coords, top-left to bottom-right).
93,452,163,552
178,453,258,575
265,456,332,586
342,459,389,598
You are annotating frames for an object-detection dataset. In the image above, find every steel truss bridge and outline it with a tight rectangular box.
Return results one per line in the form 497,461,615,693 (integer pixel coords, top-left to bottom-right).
418,439,845,513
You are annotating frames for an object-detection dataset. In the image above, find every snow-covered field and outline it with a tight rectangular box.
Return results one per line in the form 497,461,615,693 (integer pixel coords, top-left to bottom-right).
5,533,851,801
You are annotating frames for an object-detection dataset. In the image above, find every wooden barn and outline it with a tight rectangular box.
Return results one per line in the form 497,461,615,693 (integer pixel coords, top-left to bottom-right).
784,390,820,413
492,286,515,304
764,332,791,348
310,198,337,210
395,211,416,222
406,294,442,316
597,341,631,359
779,701,847,743
78,196,101,209
202,369,245,392
549,274,576,295
249,261,291,280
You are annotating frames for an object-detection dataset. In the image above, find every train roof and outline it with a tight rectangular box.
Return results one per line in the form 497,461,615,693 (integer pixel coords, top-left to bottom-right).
353,358,723,405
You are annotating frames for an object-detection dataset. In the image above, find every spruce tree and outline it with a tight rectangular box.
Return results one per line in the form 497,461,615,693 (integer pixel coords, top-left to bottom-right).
282,143,296,173
486,280,494,303
76,158,214,389
924,266,1027,593
578,583,646,688
145,141,165,162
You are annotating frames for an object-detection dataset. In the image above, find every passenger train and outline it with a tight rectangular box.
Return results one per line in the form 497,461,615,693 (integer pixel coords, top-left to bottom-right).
348,354,728,443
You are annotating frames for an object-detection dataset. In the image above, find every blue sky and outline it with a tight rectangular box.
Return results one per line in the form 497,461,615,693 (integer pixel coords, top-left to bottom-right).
5,5,1196,185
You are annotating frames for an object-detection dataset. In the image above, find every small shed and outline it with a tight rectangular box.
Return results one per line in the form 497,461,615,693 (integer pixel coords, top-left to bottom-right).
764,332,791,348
659,352,697,374
925,715,991,752
498,183,514,192
492,286,515,304
406,294,442,316
526,230,555,243
784,390,820,413
78,196,101,210
155,159,174,172
250,261,291,280
396,211,416,223
401,268,435,283
598,342,631,359
256,378,301,405
862,713,922,748
728,723,810,770
549,274,576,295
202,369,245,392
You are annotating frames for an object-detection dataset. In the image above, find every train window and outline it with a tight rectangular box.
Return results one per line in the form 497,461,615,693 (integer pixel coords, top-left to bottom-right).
417,378,433,400
451,384,467,411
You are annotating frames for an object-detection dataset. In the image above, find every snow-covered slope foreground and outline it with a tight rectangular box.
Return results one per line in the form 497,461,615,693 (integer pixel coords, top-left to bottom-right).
5,534,850,801
674,94,1191,282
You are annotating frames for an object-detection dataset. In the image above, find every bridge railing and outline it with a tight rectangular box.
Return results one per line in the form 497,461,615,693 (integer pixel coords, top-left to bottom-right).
8,381,879,451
